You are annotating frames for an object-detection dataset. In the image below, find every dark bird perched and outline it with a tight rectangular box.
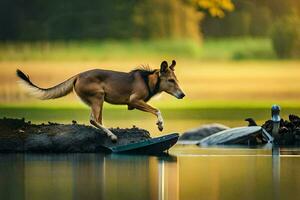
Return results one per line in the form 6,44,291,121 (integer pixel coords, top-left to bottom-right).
283,119,295,129
245,105,300,145
244,118,265,143
245,118,258,126
289,114,300,126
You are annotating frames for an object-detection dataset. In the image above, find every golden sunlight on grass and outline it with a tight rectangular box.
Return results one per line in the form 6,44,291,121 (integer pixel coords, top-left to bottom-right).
1,60,300,105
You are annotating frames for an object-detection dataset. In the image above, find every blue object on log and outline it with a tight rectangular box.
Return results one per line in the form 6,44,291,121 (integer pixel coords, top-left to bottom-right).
109,133,179,154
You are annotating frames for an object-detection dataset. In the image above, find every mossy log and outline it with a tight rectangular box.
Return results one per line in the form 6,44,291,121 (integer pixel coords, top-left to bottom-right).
0,118,151,153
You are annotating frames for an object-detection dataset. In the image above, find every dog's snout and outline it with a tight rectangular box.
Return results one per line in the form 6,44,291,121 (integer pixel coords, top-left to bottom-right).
178,93,185,99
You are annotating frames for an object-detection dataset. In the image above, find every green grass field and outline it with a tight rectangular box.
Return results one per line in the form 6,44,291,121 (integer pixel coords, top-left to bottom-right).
0,38,275,61
1,59,300,105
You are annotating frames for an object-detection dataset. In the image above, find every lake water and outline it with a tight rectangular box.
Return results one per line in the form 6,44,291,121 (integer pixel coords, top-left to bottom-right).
1,146,299,200
1,108,300,200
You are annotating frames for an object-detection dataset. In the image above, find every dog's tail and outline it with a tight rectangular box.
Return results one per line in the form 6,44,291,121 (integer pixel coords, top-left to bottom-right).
16,69,77,100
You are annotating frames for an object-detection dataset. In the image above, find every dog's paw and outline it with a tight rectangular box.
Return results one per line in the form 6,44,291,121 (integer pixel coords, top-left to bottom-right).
110,134,118,143
156,121,164,131
105,129,118,143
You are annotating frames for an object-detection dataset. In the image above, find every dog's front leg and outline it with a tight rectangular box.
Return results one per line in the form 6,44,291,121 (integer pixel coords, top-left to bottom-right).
155,110,164,131
128,100,164,131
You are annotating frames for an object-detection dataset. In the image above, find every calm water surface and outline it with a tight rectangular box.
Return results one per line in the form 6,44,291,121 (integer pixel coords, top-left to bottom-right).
1,146,299,200
1,108,300,199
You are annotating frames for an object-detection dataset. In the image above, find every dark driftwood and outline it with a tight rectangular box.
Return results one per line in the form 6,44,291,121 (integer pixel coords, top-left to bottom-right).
255,114,300,145
0,118,151,153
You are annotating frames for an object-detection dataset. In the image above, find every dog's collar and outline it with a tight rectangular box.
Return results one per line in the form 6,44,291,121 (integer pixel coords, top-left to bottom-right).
144,72,160,102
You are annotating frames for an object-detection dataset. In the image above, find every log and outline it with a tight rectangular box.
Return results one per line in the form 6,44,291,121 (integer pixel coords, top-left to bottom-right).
0,118,151,153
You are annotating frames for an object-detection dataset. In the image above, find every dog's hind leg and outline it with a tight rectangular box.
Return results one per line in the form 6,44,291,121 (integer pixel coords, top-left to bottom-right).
89,95,118,142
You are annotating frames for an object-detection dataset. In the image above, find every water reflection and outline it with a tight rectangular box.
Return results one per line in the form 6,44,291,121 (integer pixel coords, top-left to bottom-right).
0,154,179,200
0,148,300,200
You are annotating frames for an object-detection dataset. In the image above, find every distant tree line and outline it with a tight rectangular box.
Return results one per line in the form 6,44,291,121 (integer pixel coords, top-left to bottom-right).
2,0,299,58
202,0,300,37
0,0,201,41
200,0,300,58
2,0,300,41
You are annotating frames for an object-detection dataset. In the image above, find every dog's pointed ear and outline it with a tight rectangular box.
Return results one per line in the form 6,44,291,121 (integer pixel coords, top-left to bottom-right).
169,60,176,71
160,61,168,73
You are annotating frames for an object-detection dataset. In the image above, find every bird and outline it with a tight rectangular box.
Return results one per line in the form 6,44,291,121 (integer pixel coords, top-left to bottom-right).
289,114,300,126
245,118,258,126
245,105,282,144
271,105,281,137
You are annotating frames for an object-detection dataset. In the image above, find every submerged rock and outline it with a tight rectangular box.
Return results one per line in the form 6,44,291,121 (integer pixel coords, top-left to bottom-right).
179,123,229,142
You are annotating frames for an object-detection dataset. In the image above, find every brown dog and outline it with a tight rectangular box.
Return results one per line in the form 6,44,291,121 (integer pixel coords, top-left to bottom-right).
16,60,185,142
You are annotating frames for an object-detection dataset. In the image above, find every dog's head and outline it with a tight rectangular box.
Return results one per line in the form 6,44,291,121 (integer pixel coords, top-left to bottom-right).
158,60,185,99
